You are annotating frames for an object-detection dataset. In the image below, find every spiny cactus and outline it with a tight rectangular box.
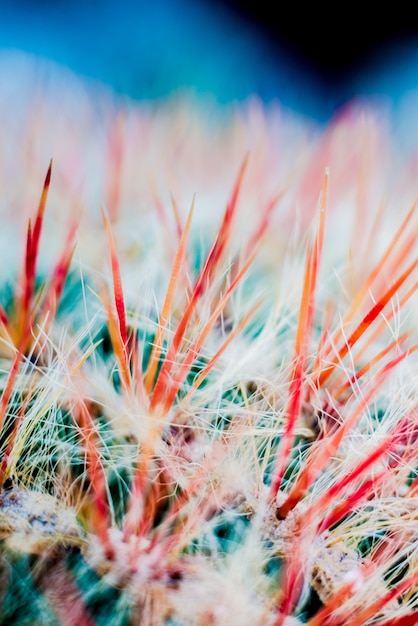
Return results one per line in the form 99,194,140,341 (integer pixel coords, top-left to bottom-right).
0,70,417,626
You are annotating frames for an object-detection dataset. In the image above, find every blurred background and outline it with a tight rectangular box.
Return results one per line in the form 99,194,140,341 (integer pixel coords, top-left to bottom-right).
1,0,418,121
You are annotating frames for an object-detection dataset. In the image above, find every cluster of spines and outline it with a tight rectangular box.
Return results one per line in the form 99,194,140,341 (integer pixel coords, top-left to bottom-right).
0,126,417,626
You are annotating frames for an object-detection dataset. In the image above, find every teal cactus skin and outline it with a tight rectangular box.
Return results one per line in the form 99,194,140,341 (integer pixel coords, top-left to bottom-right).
0,69,417,626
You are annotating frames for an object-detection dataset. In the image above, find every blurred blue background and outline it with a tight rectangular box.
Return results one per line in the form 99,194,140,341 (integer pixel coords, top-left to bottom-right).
1,0,418,120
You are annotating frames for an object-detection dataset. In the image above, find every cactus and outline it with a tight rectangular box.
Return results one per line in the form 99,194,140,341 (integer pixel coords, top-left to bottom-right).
0,69,417,626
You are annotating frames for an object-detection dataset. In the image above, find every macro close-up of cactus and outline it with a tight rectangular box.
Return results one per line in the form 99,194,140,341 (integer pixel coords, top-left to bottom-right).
0,62,417,625
1,1,418,621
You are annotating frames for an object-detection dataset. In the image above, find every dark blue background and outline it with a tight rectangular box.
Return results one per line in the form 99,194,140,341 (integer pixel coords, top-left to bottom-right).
1,0,418,119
